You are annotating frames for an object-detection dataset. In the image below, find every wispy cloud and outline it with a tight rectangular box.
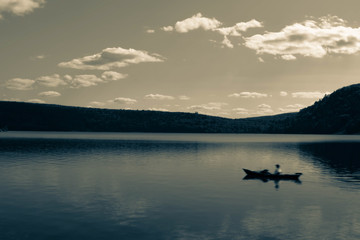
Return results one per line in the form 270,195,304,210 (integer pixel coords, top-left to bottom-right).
280,91,288,97
112,97,137,105
69,75,104,88
38,91,61,97
6,78,35,90
232,107,249,115
0,0,45,20
37,74,68,87
101,71,127,81
244,15,360,60
257,103,274,114
89,101,106,107
228,92,268,98
59,47,164,70
27,98,45,103
144,94,175,100
178,95,190,100
291,91,330,98
279,104,305,112
162,13,263,48
148,108,169,112
187,102,228,111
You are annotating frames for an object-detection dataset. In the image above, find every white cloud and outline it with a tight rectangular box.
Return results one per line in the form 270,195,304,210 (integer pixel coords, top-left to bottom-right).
27,99,45,103
144,94,175,100
148,108,169,112
89,101,106,107
291,92,330,99
257,104,274,114
228,92,268,98
36,74,68,87
178,95,190,100
232,107,249,115
188,102,227,111
58,47,164,70
113,97,137,105
161,26,174,32
0,0,45,19
146,29,155,33
69,75,104,88
280,91,288,97
244,15,360,59
221,36,234,48
173,13,222,33
38,91,61,97
162,13,262,48
281,54,297,61
279,104,305,112
258,104,271,109
101,71,127,81
6,78,35,90
215,19,263,36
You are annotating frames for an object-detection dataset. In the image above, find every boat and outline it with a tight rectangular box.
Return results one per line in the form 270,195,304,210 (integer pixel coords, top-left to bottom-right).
243,168,302,180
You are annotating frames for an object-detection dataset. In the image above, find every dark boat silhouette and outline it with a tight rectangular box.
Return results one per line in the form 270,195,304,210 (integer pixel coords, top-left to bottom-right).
243,168,302,180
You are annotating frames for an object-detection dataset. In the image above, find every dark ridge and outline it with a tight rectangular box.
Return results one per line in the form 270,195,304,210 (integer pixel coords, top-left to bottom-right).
0,83,359,134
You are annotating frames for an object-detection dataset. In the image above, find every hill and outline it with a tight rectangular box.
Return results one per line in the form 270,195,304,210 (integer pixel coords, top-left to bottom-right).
0,83,359,134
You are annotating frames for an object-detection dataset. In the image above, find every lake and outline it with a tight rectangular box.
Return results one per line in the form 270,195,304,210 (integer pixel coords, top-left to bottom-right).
0,132,360,240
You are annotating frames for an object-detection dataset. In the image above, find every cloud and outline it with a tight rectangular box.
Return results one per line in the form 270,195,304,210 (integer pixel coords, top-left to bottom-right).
280,91,288,97
27,99,45,103
36,74,68,87
257,103,274,114
228,92,268,98
148,108,169,112
0,0,45,19
279,104,305,112
146,29,155,33
30,54,45,60
221,36,234,48
69,75,104,88
291,91,330,98
101,71,128,81
178,95,190,100
113,97,137,105
144,94,175,100
188,102,227,111
162,13,263,48
6,78,35,90
58,47,164,70
38,91,61,97
232,107,249,115
244,15,360,59
215,19,263,36
89,101,106,107
161,26,174,32
171,13,222,33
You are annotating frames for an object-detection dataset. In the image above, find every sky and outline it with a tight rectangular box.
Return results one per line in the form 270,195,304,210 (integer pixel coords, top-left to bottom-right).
1,0,360,118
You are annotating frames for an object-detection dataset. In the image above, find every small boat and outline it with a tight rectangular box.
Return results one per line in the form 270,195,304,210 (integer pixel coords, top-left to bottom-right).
243,168,302,180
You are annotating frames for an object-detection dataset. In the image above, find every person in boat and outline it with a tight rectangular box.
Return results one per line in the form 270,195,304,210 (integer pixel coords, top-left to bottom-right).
274,164,282,175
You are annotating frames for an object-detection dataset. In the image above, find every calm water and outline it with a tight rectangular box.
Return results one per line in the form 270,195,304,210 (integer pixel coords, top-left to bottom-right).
0,132,360,240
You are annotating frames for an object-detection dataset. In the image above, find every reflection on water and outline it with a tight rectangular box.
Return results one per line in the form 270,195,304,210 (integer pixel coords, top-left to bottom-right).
299,142,360,186
0,132,360,240
243,175,302,190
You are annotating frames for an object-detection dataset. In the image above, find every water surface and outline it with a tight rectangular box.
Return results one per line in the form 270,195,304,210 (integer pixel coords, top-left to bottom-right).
0,132,359,240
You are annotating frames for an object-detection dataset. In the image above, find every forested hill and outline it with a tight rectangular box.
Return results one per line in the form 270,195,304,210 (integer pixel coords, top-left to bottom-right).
0,83,359,134
289,83,360,134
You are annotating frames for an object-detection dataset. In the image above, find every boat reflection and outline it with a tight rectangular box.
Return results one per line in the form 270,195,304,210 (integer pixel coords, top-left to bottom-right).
243,175,302,189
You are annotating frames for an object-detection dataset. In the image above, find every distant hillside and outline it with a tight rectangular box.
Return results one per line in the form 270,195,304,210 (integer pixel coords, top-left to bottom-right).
0,83,359,134
290,84,360,134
